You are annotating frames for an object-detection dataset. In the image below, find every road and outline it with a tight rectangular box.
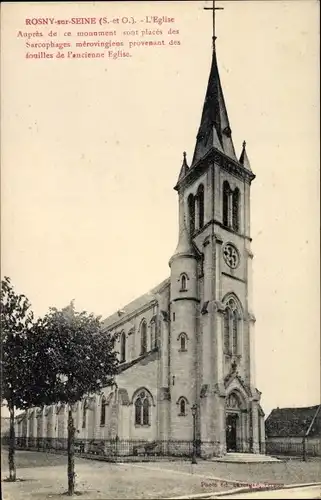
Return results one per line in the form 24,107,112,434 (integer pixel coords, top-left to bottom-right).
212,484,321,499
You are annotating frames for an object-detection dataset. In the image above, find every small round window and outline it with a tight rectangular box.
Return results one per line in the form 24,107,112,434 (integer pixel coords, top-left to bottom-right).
223,243,240,269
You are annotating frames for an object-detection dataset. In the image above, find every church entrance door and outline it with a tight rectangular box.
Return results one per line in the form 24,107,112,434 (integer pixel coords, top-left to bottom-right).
226,413,238,452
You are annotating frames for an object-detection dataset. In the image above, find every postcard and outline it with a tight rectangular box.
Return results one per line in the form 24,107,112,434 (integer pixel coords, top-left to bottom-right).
1,2,320,499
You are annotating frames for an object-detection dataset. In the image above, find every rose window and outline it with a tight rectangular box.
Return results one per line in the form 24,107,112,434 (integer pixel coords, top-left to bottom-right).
223,244,239,269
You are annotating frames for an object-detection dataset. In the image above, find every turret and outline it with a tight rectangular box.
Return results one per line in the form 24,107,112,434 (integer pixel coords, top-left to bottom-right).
168,153,199,441
169,217,198,297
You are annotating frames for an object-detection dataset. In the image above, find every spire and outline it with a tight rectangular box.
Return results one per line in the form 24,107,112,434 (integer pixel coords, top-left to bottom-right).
169,221,197,266
239,140,252,171
176,151,189,184
192,48,237,166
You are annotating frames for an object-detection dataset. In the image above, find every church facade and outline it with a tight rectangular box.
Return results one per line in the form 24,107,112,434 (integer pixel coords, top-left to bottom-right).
16,40,265,458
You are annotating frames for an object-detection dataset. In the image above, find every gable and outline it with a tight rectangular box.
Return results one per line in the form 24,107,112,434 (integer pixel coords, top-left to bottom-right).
224,370,255,400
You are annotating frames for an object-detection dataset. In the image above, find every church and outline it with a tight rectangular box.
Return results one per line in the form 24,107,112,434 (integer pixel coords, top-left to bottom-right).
16,14,266,459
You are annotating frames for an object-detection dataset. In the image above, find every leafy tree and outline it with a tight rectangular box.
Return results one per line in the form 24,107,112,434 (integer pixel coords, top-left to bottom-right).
32,302,119,496
1,276,34,481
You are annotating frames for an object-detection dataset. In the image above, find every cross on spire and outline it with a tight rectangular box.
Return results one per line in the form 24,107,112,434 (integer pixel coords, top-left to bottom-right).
204,0,224,48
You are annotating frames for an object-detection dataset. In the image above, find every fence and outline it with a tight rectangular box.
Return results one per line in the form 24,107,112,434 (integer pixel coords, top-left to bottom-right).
2,437,231,460
4,437,200,459
2,436,261,459
265,439,321,458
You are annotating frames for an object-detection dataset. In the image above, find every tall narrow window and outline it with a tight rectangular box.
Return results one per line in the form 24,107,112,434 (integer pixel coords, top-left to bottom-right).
178,332,188,351
223,181,230,227
197,184,205,229
135,398,142,425
134,390,151,426
224,308,231,354
142,398,150,425
140,321,147,355
82,400,87,429
232,310,238,354
224,297,241,356
177,396,188,416
180,274,187,291
232,188,240,232
188,194,195,234
100,396,107,426
120,332,126,363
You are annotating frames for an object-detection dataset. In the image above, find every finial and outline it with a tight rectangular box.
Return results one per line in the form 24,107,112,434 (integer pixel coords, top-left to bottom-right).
182,151,188,166
242,140,246,149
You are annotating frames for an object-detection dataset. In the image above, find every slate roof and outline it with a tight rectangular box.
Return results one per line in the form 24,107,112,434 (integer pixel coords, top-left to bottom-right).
192,47,237,166
265,405,321,438
102,278,170,330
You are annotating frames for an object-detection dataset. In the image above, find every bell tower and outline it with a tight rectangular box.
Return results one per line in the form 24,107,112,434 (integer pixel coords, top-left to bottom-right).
169,3,264,456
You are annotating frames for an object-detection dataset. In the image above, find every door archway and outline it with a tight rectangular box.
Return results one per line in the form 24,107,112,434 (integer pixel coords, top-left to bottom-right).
225,392,243,452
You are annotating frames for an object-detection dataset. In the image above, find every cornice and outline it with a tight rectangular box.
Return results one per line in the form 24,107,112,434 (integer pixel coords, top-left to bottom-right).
222,272,246,284
214,150,255,183
175,148,255,192
103,300,157,332
191,218,251,242
172,297,200,304
117,347,159,374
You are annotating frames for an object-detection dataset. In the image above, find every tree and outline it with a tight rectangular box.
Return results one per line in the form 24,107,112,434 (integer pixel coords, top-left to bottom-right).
1,276,34,481
32,302,119,496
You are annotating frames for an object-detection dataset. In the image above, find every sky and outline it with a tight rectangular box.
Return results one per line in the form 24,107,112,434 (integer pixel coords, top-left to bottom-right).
1,1,320,419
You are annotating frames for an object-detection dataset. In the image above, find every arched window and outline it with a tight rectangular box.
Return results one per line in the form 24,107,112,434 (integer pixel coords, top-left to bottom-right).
134,390,151,426
224,308,231,354
120,332,126,363
232,188,240,232
188,194,195,234
197,184,205,229
223,181,230,227
180,273,188,291
177,396,188,416
178,332,188,351
82,400,87,429
100,396,107,426
223,297,240,356
140,321,147,355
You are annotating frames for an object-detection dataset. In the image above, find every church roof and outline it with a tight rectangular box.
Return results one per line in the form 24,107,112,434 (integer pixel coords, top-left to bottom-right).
265,404,321,438
102,277,170,329
192,47,237,166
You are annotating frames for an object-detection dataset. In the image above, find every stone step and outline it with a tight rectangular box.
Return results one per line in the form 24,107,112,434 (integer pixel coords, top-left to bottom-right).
210,452,281,463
